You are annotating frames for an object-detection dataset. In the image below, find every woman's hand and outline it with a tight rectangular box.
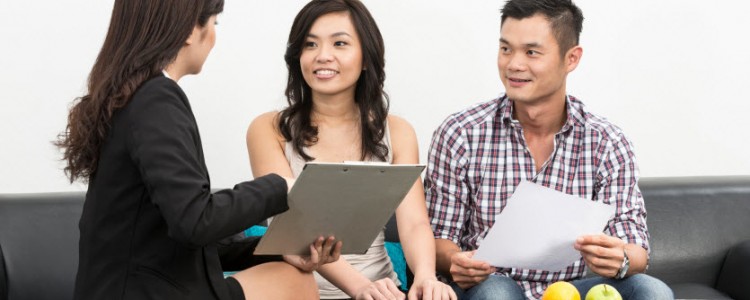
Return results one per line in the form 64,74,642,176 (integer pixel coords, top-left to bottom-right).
408,277,456,300
354,278,405,300
283,236,342,272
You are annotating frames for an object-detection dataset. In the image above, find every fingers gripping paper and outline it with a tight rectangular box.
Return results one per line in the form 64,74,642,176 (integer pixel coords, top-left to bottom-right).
254,162,425,255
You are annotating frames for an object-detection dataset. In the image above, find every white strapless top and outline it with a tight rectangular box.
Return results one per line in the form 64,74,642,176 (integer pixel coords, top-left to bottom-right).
281,122,399,299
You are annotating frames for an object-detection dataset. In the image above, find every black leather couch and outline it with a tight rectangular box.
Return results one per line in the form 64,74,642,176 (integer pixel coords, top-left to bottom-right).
640,176,750,299
2,176,749,300
0,193,83,300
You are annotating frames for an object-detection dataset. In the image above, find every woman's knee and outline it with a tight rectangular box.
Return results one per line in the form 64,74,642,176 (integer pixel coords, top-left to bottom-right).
231,261,317,300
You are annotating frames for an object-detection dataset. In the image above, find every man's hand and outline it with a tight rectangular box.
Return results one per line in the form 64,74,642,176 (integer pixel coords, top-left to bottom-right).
574,234,626,278
283,236,342,272
407,277,457,300
449,250,496,290
353,278,405,300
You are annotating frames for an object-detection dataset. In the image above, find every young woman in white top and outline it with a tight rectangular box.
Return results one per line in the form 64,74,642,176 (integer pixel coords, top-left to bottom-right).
246,0,456,299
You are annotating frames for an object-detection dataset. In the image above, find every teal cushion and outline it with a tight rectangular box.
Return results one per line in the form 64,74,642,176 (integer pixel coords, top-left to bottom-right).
245,225,268,237
222,226,268,278
385,241,408,291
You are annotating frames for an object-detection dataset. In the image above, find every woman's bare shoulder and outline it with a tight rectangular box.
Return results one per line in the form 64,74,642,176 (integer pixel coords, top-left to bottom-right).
248,111,285,142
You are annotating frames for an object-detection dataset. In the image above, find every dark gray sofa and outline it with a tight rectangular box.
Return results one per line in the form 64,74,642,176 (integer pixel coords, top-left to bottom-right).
2,176,749,300
0,193,83,300
641,176,750,299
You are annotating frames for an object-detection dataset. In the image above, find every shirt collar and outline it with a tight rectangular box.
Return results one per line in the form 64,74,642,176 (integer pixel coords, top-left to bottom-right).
497,94,586,133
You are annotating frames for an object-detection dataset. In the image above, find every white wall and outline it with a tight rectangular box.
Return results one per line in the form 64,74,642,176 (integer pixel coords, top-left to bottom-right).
1,1,748,193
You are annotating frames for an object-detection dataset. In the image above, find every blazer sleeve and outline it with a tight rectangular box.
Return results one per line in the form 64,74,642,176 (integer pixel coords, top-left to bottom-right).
126,77,289,247
216,234,283,271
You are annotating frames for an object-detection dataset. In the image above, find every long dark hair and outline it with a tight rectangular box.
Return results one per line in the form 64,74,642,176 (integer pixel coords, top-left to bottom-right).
279,0,389,161
56,0,224,183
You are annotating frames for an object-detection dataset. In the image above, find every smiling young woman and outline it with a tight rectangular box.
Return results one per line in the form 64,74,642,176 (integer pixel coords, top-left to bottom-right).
245,0,457,299
247,0,455,299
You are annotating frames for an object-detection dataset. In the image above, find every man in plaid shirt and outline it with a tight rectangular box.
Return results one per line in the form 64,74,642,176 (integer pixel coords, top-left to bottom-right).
425,0,672,299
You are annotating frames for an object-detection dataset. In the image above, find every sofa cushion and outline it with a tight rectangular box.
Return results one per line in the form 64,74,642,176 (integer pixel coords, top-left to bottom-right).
0,192,84,300
641,176,750,286
669,283,732,300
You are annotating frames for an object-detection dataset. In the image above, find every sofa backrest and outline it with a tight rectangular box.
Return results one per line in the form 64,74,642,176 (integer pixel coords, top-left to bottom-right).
0,192,84,300
641,176,750,286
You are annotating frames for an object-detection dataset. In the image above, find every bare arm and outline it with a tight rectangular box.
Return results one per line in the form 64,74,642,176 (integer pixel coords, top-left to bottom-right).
390,116,456,300
389,116,437,281
435,239,461,279
624,243,648,275
246,112,294,179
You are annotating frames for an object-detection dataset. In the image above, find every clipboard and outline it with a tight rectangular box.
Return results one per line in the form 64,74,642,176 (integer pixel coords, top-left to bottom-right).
254,162,425,255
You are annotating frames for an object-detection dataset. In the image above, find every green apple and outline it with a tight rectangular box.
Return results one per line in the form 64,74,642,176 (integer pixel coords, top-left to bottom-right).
585,284,622,300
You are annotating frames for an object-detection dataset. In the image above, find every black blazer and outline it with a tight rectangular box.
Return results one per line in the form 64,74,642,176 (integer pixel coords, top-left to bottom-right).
73,75,289,300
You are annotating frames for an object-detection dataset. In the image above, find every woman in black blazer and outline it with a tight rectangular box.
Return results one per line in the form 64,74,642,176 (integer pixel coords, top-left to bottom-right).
56,1,340,299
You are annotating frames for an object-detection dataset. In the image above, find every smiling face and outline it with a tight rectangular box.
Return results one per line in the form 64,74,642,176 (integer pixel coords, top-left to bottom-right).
300,12,363,101
498,14,581,106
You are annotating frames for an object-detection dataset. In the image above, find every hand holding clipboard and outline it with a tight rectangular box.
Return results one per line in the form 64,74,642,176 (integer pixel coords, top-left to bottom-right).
254,162,424,255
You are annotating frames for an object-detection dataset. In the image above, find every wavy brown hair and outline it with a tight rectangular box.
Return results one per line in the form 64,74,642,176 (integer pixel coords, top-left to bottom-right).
279,0,389,161
56,0,224,183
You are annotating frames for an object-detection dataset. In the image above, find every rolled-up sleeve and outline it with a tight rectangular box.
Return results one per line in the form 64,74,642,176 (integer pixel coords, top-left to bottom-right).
425,116,471,245
596,135,650,253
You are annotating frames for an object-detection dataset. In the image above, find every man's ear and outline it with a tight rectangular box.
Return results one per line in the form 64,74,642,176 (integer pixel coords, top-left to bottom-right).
566,45,583,73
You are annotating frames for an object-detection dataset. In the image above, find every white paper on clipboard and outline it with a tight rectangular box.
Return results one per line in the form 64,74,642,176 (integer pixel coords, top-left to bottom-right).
254,162,425,255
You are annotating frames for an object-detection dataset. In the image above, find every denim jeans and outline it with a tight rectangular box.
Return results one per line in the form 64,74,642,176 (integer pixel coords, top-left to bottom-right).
450,273,673,300
450,275,526,300
571,273,674,300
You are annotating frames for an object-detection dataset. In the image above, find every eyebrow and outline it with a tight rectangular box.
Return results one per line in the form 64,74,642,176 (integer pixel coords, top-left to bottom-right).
307,32,352,39
499,38,542,48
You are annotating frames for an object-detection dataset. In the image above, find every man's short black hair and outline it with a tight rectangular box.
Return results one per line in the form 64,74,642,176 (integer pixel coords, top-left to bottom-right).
501,0,584,56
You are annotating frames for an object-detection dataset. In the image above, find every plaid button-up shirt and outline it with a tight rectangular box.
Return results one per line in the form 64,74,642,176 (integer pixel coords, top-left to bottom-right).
425,95,649,299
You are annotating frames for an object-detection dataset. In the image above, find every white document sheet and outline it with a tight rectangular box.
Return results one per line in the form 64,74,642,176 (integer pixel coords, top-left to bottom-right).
474,181,616,272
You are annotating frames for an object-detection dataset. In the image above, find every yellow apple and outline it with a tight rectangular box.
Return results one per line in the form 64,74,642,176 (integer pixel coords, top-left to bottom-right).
542,281,581,300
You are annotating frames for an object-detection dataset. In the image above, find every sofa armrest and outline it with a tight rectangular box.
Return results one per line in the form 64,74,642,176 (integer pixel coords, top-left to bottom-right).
1,245,7,299
716,240,750,300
